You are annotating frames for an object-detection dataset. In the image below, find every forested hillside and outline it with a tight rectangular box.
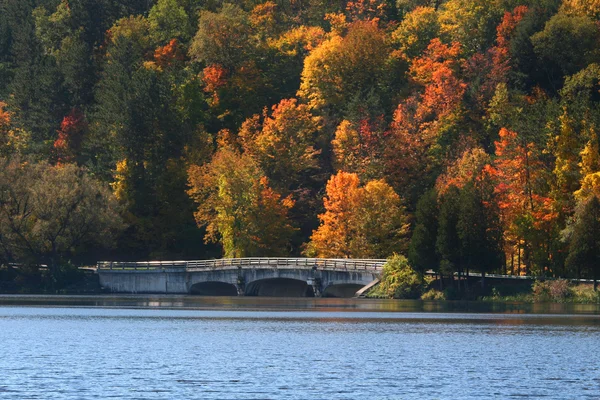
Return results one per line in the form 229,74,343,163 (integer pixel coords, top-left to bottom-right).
1,0,600,286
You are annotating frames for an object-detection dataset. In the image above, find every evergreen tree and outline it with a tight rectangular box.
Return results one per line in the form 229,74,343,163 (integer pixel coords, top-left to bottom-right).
408,189,439,277
436,185,462,286
566,196,600,290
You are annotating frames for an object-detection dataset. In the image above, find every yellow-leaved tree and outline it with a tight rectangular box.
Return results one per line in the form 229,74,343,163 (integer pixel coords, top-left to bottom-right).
187,143,295,258
298,20,392,113
306,171,409,258
239,98,322,191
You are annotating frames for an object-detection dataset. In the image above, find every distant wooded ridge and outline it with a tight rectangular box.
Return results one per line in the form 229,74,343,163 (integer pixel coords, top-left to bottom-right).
0,0,599,293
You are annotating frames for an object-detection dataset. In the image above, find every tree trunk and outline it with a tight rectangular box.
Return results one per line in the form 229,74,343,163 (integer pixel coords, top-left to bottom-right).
517,245,521,276
481,271,485,290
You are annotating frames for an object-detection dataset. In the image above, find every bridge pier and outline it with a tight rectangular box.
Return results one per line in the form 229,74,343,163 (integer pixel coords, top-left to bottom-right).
236,274,245,296
236,267,245,296
308,277,322,297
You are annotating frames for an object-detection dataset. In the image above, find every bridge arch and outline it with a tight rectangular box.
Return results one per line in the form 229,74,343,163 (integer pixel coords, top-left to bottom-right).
190,281,238,296
245,278,312,297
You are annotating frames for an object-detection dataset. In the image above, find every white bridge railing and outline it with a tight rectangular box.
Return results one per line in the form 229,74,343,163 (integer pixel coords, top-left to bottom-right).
97,258,387,272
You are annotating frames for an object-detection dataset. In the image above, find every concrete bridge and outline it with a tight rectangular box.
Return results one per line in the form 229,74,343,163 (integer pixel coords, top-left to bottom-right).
97,258,385,297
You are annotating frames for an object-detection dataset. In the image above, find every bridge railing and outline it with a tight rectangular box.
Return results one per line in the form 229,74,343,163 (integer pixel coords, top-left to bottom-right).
97,258,386,272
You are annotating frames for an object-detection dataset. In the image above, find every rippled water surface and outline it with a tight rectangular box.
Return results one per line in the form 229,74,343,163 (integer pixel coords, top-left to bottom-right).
1,299,599,399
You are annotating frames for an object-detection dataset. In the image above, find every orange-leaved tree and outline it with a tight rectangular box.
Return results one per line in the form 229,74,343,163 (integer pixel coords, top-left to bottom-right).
53,108,87,164
332,116,388,180
384,39,467,203
239,98,322,191
486,128,556,275
306,171,408,258
0,102,29,157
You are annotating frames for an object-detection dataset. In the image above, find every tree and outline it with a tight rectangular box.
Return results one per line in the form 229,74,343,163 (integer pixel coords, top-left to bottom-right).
438,0,506,55
436,147,491,195
33,0,95,107
332,117,388,180
531,12,600,91
0,158,125,285
575,130,600,202
384,39,467,204
298,20,393,114
239,98,322,191
148,0,191,43
396,0,440,17
464,5,528,111
92,15,208,260
507,1,561,91
566,196,600,290
550,109,583,217
188,4,252,70
457,181,503,288
392,6,439,60
408,189,439,277
187,145,295,258
436,185,462,285
307,172,408,258
5,0,68,149
306,171,362,258
561,0,600,19
488,128,556,276
53,108,87,164
0,102,29,157
357,179,410,257
376,255,423,299
345,0,389,22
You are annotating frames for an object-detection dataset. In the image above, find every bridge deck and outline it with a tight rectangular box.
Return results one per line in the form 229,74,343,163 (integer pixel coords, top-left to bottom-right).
97,258,387,272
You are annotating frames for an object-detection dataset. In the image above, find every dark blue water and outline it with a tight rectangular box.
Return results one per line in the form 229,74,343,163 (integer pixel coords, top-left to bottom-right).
1,301,599,399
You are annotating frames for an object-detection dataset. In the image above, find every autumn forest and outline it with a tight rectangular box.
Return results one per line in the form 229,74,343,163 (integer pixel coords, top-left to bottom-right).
1,0,600,290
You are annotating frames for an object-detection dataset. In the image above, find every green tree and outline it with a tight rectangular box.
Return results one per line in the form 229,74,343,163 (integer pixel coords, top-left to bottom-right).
189,4,252,69
436,185,462,286
148,0,192,43
0,158,125,286
408,189,439,276
457,182,503,288
375,254,423,299
91,15,208,260
531,12,600,91
392,6,440,60
438,0,505,55
566,196,600,290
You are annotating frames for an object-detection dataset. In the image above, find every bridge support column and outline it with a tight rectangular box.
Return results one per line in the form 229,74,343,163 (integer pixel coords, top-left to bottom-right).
308,277,322,297
236,270,245,296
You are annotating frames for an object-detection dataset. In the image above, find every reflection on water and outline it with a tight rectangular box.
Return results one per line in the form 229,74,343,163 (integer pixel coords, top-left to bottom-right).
1,294,599,314
0,298,599,399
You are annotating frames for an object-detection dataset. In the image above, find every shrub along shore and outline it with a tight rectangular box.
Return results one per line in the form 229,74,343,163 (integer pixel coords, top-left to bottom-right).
369,255,600,303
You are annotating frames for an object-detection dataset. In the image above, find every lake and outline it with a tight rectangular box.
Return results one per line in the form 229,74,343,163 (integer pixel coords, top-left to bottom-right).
1,296,599,399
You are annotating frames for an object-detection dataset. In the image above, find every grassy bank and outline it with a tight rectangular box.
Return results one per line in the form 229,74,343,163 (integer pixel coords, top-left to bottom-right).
480,281,600,304
369,279,599,304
